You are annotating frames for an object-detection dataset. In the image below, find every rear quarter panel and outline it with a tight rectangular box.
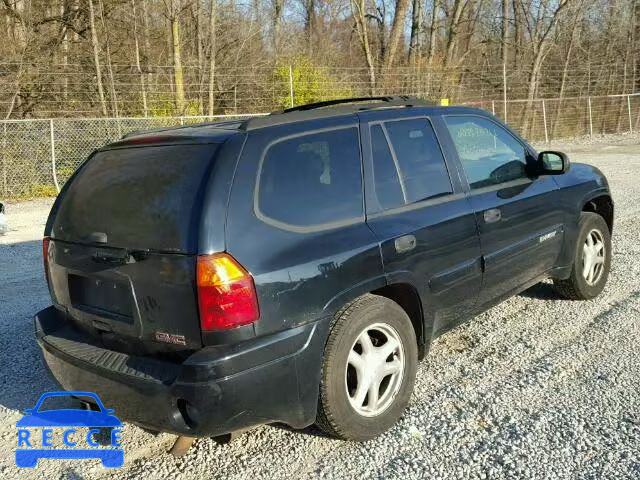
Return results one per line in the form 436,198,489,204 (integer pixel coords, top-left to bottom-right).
224,117,385,339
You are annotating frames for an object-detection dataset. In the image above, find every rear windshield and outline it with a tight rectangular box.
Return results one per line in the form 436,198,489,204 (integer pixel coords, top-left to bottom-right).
53,144,217,253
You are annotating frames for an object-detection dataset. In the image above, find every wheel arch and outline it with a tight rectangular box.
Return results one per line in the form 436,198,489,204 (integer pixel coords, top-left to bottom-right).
582,194,613,234
323,278,429,360
371,283,428,360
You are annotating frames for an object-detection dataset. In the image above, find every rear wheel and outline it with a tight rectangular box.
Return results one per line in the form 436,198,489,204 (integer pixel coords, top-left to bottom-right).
316,294,417,441
554,212,611,300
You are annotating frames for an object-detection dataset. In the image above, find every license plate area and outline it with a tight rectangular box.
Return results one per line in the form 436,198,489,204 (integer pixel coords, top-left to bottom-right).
68,274,134,323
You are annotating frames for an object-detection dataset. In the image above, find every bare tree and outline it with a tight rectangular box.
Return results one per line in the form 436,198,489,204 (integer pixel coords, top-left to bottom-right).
131,0,148,116
164,0,188,114
0,0,637,125
443,0,468,68
409,0,423,64
88,0,108,116
271,0,284,54
521,0,571,135
351,0,376,93
384,0,411,69
501,0,508,67
208,0,216,115
427,0,441,65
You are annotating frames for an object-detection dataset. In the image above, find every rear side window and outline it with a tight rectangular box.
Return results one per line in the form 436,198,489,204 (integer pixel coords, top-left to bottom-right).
53,144,216,252
256,127,363,230
370,118,452,210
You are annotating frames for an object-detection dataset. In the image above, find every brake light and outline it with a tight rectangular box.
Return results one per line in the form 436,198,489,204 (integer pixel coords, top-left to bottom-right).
196,253,260,331
43,237,50,278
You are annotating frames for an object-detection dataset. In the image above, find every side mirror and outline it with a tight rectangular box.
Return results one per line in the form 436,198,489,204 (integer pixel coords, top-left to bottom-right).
538,151,570,175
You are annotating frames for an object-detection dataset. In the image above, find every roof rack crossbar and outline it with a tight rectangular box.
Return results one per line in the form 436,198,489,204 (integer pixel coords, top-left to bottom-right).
277,96,429,114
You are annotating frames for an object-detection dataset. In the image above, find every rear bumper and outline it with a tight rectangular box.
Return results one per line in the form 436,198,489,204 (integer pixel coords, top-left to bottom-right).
35,306,329,437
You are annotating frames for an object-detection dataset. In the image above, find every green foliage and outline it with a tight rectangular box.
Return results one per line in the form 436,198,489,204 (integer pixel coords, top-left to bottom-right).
149,98,201,117
274,58,353,109
8,183,59,201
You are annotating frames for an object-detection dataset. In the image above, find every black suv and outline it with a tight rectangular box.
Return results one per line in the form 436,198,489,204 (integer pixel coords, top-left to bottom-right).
35,97,613,441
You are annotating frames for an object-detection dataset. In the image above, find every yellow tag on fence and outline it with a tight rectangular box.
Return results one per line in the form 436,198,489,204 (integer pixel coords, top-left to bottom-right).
440,98,449,106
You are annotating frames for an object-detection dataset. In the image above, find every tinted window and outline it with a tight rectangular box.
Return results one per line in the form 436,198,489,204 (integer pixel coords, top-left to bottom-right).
371,125,404,210
383,119,452,204
53,144,216,252
257,128,362,228
445,116,528,189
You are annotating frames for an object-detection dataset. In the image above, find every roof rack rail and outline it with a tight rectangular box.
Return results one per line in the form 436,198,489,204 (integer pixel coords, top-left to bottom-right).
275,95,432,114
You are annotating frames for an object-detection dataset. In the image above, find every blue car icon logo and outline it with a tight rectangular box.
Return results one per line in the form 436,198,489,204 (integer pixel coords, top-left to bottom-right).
15,391,124,468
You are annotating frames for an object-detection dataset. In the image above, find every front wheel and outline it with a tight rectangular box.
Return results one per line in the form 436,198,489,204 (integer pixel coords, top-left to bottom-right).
315,294,418,441
554,212,611,300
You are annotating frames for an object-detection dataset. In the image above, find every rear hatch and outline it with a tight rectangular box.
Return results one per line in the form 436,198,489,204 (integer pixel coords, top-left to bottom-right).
47,143,218,356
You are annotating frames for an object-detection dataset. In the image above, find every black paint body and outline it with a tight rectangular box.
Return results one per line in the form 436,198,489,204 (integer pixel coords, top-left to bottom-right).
35,106,613,437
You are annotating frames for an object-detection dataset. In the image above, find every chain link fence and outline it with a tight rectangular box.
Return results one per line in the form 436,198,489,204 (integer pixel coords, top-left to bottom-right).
1,93,639,200
0,115,263,199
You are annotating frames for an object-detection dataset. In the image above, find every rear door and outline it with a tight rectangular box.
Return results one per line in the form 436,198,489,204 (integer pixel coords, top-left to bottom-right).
441,115,565,306
360,111,483,335
46,143,219,354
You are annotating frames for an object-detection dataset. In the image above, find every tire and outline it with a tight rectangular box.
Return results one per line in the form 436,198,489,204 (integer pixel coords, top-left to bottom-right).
554,212,611,300
315,294,418,441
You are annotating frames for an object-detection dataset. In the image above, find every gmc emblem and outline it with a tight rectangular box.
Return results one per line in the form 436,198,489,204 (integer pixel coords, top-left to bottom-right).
154,332,187,346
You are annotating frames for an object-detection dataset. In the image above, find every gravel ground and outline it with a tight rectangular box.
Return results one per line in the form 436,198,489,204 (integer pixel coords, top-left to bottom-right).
1,134,639,479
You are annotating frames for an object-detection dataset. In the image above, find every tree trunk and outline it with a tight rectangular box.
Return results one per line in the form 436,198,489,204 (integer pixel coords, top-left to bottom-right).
304,0,316,56
142,0,153,105
132,0,148,116
99,0,119,117
384,0,411,69
60,3,69,100
552,13,579,137
501,0,508,68
444,0,466,68
351,0,376,94
195,1,204,114
521,0,569,136
427,0,440,65
208,0,217,116
512,0,521,67
272,0,284,55
170,3,186,114
409,0,423,64
88,0,108,116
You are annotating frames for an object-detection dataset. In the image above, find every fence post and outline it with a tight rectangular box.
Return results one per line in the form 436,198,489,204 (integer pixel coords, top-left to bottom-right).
179,116,185,126
502,63,507,122
234,86,237,114
50,119,60,193
491,101,495,115
627,95,633,133
289,64,295,108
588,97,593,138
542,100,549,143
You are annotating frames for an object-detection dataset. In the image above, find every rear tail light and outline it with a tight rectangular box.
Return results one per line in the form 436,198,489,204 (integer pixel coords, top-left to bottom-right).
196,253,260,331
43,237,50,277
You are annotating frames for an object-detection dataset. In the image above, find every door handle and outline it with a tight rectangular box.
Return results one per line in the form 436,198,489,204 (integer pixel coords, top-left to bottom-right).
483,208,502,223
394,235,417,253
